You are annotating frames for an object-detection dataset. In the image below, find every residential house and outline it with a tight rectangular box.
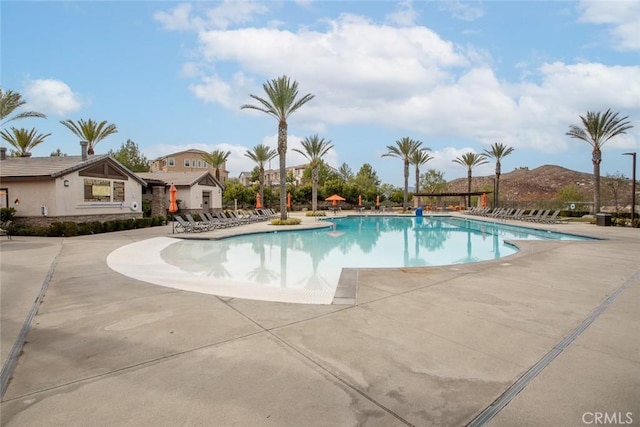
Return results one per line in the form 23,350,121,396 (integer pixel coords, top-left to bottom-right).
0,143,146,225
150,149,230,183
239,163,309,187
136,171,224,217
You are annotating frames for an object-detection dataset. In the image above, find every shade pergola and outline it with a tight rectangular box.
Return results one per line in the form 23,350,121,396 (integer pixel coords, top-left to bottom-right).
413,191,492,209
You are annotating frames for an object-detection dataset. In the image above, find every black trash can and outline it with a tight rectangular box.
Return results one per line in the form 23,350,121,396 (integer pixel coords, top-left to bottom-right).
596,213,612,226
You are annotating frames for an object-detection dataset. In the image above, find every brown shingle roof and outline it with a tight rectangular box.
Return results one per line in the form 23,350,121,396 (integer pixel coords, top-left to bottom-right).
136,171,223,188
0,155,147,185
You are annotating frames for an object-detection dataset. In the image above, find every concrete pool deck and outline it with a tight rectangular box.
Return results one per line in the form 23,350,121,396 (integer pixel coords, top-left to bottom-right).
1,212,638,426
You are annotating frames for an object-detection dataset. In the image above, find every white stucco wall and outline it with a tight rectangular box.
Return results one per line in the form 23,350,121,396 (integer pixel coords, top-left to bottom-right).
174,184,222,210
2,172,143,217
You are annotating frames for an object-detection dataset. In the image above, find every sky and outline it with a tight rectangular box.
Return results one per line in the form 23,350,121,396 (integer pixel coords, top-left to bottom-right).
2,0,639,186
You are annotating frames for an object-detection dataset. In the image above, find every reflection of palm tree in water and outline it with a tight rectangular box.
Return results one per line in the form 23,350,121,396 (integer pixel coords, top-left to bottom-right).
161,240,233,278
247,235,278,284
297,229,343,291
414,219,450,252
455,230,480,264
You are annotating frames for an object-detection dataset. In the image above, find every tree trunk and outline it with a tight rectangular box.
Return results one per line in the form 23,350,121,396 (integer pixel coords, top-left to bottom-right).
278,120,288,220
259,165,265,205
593,148,601,213
403,160,409,211
312,167,318,212
415,166,420,208
467,169,472,208
495,161,501,208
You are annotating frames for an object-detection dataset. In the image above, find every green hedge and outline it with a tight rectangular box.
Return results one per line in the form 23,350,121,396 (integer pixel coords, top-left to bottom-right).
8,216,166,237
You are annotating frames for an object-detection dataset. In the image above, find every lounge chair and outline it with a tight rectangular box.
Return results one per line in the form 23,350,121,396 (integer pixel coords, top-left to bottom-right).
203,212,232,228
185,214,215,231
526,209,549,222
538,210,561,224
175,215,208,233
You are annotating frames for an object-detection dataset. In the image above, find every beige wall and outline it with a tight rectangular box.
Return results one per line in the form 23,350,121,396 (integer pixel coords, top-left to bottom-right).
151,151,229,182
3,172,143,218
176,184,222,211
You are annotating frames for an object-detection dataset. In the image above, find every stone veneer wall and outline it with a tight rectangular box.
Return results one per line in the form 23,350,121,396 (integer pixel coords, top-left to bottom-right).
151,186,167,218
13,213,144,227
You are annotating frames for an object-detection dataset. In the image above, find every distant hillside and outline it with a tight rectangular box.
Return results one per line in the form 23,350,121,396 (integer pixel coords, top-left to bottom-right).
446,165,594,203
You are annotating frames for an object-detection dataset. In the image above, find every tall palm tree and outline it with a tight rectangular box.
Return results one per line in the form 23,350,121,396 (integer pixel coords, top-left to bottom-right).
382,137,423,211
0,127,51,157
293,134,334,212
59,118,118,155
483,142,515,208
201,149,231,181
245,144,277,205
452,152,489,208
0,88,46,127
566,109,633,213
410,147,433,208
241,75,315,220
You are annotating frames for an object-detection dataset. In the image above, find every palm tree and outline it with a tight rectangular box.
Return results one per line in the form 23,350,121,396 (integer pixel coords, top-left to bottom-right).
566,109,633,213
0,88,46,127
452,152,489,208
410,148,433,208
0,127,51,157
59,118,118,155
382,137,423,211
293,134,334,212
202,149,231,181
483,142,515,208
245,144,277,205
241,75,315,220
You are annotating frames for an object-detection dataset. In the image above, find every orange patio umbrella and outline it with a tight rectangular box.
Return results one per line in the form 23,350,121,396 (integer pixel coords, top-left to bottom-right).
481,193,487,207
375,195,380,207
358,195,362,206
287,192,292,209
325,194,345,207
256,193,263,209
169,184,178,213
169,183,178,233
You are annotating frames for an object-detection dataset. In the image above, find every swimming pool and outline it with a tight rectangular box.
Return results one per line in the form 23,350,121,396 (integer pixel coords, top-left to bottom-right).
107,216,589,304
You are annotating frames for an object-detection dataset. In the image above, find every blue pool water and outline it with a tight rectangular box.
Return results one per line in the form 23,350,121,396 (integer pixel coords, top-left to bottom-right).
140,216,589,303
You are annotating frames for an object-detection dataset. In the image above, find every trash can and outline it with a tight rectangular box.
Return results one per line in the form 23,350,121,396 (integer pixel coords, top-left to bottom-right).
415,207,423,217
596,213,612,226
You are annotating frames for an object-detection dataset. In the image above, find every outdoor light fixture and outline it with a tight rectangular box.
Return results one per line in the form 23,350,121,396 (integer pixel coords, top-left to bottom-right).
63,179,69,187
622,152,637,227
14,198,19,206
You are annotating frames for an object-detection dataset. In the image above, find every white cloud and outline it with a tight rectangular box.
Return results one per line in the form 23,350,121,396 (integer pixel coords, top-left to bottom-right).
577,0,640,51
189,75,233,107
154,1,268,32
154,3,198,31
439,0,484,22
23,79,83,116
158,5,639,164
385,0,418,27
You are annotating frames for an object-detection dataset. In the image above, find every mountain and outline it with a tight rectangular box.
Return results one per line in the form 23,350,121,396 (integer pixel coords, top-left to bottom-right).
446,165,594,203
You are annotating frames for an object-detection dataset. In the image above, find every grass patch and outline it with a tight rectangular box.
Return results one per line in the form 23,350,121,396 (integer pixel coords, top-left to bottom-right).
271,217,302,226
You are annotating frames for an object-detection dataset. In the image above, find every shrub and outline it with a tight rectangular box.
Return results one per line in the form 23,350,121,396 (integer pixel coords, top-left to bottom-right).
271,218,302,226
1,207,16,222
48,222,78,237
305,211,326,217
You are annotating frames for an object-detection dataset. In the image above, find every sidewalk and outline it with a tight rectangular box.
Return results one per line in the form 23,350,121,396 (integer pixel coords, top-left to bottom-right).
1,215,638,426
